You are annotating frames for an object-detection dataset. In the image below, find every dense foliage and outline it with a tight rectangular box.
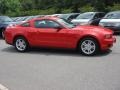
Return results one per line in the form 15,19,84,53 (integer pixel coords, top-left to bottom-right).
0,0,120,16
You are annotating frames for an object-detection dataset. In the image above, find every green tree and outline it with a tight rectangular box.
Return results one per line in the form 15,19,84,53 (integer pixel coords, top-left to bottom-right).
91,0,106,11
20,0,34,10
0,0,21,16
80,4,95,12
1,0,120,16
107,3,120,11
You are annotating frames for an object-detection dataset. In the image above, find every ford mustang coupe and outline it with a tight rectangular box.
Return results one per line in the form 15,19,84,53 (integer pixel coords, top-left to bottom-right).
4,17,116,55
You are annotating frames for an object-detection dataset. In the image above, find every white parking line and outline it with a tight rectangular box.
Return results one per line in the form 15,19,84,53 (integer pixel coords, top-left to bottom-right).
0,84,9,90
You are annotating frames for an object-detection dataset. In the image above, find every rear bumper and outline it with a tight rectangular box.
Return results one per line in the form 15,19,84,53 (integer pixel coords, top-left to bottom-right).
101,36,116,50
4,30,13,45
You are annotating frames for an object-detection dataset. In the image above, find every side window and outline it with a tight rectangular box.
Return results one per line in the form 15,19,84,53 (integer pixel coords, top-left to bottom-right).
107,14,118,19
68,15,74,20
34,20,46,28
34,20,60,28
45,20,60,28
99,13,105,18
94,14,99,19
21,22,30,27
69,15,78,20
94,13,105,19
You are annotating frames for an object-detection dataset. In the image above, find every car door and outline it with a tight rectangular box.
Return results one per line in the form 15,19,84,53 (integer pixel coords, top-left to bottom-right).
32,19,73,48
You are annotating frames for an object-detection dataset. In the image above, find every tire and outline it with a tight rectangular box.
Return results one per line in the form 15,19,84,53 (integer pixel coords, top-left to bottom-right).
14,37,29,52
2,29,5,39
78,37,100,56
0,28,5,39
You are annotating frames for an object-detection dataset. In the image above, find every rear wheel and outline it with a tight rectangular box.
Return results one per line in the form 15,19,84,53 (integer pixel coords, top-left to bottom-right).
2,29,5,39
14,37,29,52
0,28,5,39
78,37,100,56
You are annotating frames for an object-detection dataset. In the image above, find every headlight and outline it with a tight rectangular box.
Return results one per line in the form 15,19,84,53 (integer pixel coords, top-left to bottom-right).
104,34,112,39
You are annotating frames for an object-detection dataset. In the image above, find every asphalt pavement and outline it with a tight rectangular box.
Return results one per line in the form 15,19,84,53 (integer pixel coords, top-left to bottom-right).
0,36,120,90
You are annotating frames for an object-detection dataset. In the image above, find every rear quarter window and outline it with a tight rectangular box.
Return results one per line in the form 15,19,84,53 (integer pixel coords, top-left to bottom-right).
21,22,30,27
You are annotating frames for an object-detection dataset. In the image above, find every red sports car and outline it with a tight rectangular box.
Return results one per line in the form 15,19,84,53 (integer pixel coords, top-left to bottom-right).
4,17,116,55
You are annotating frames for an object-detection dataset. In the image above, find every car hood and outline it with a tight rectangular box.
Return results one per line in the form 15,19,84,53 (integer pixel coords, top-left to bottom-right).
72,25,113,34
1,21,17,25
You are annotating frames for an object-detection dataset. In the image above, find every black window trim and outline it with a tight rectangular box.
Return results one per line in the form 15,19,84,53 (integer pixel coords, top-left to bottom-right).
21,22,31,27
34,19,64,29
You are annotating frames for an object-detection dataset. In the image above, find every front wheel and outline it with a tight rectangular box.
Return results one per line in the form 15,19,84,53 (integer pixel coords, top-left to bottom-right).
78,38,100,56
14,37,29,52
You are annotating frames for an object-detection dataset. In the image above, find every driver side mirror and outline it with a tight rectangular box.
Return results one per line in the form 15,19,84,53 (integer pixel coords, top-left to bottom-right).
54,26,63,31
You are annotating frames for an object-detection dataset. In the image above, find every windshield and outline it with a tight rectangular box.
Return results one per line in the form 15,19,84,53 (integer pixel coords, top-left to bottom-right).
58,14,70,19
76,13,95,19
17,17,26,21
104,12,120,19
0,16,13,22
57,19,75,28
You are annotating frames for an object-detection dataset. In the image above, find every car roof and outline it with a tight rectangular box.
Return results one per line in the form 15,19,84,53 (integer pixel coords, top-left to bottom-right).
105,11,120,16
107,11,120,14
30,16,59,21
0,16,8,17
82,12,104,14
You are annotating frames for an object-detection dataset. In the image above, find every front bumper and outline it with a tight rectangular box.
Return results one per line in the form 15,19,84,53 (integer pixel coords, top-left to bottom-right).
101,36,116,50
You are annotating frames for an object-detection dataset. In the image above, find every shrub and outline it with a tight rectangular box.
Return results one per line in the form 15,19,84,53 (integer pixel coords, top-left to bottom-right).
107,3,120,11
62,8,72,13
80,4,95,12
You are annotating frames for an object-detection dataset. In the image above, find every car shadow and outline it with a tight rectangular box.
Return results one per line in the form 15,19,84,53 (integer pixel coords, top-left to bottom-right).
0,37,3,40
1,46,112,58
